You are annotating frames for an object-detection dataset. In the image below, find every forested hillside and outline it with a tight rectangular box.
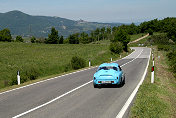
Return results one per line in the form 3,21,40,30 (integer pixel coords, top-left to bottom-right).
0,10,122,37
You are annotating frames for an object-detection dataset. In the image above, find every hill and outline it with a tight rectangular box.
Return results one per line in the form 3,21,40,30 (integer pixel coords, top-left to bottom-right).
0,10,123,37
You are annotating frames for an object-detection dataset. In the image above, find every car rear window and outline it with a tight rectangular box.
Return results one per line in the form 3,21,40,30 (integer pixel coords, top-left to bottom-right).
98,66,118,71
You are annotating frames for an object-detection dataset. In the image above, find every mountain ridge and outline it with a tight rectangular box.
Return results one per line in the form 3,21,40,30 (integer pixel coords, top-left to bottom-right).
0,10,123,37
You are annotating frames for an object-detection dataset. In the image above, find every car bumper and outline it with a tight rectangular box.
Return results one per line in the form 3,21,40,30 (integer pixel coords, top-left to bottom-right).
93,79,120,85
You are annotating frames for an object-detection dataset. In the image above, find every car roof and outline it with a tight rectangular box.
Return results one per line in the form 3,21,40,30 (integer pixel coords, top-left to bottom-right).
99,63,119,68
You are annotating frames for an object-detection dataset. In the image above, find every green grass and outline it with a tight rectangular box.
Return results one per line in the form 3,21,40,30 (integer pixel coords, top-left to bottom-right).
130,48,176,118
91,40,111,45
128,37,150,47
130,33,147,42
0,42,129,89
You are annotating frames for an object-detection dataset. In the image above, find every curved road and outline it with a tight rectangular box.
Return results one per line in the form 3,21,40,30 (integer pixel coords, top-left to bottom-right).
0,47,151,118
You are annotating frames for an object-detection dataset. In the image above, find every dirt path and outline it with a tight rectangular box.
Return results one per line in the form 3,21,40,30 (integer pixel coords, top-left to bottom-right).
128,33,149,44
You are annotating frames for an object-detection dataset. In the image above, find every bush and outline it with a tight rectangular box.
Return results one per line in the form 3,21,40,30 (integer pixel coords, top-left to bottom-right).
149,34,169,45
31,36,36,43
10,77,18,85
16,35,24,42
109,41,123,54
23,67,40,81
71,56,86,70
64,63,72,72
157,45,170,51
0,28,12,42
10,67,40,85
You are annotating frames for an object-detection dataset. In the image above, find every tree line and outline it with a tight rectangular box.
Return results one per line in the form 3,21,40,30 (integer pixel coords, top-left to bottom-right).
1,17,176,52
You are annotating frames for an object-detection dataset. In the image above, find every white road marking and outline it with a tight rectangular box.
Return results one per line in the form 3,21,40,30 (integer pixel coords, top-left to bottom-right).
0,67,95,95
0,48,135,95
12,80,93,118
116,48,151,118
12,48,144,118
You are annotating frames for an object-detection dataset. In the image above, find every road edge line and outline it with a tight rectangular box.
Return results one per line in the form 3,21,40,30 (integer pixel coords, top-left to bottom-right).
116,48,151,118
12,48,143,118
0,49,136,95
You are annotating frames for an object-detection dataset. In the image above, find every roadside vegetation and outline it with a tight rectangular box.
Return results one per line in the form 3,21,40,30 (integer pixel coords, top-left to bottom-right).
130,46,176,118
130,33,146,42
0,17,176,94
130,30,176,117
0,42,131,89
128,17,176,118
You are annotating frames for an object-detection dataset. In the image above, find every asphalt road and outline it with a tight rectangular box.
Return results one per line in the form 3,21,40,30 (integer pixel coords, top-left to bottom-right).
0,47,151,118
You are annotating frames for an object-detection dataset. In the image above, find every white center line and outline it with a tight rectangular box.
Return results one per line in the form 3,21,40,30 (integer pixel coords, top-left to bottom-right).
12,48,143,118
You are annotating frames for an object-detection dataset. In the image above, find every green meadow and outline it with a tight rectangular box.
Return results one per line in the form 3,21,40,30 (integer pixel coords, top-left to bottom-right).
0,42,123,89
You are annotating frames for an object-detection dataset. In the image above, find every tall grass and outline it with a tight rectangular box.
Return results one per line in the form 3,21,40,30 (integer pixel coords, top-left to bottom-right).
0,42,120,88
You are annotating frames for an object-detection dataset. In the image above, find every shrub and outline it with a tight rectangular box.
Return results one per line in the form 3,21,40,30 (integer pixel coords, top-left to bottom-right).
157,45,170,51
0,28,12,42
71,56,86,70
149,34,169,45
166,50,176,77
10,77,18,85
10,67,40,85
16,35,24,42
24,67,40,80
109,41,123,54
64,63,72,72
31,36,36,43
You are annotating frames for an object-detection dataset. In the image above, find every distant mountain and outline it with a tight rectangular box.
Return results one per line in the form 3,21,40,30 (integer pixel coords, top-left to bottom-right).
0,10,123,37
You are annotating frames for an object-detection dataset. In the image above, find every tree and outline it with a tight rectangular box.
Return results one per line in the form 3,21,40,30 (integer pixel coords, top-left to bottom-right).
109,41,123,54
59,35,64,44
46,27,59,44
0,28,12,42
167,27,176,42
112,26,118,34
69,33,79,44
106,27,112,40
16,35,24,42
100,27,106,40
167,21,176,42
114,29,130,52
147,28,153,35
106,27,111,34
94,28,100,41
30,36,36,43
90,31,96,42
79,32,89,44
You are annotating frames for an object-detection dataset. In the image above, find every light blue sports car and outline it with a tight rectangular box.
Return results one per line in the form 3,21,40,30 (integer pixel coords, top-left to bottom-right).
93,63,125,88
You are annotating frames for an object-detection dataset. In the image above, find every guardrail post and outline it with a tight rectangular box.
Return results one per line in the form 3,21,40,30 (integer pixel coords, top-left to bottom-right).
151,66,154,83
89,60,91,67
151,52,154,83
120,55,121,58
17,71,20,85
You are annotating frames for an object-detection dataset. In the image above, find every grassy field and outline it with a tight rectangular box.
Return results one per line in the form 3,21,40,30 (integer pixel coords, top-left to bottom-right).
130,49,176,117
128,36,150,47
0,42,130,89
130,33,147,42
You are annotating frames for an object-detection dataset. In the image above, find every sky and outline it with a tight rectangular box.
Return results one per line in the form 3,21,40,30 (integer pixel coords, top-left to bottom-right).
0,0,176,23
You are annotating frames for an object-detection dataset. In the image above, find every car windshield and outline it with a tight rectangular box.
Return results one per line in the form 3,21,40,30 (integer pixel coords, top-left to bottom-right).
98,66,118,71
